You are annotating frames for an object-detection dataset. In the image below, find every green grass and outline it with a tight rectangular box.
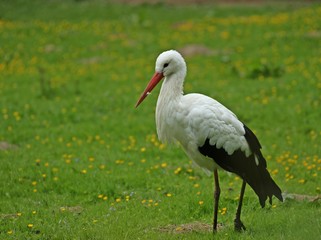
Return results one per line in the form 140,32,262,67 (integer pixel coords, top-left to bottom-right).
1,0,321,239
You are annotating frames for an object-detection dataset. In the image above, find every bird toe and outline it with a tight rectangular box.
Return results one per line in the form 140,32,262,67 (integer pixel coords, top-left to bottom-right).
234,219,246,232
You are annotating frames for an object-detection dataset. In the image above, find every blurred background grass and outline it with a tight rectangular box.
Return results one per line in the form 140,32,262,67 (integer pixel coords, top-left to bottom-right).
0,0,320,239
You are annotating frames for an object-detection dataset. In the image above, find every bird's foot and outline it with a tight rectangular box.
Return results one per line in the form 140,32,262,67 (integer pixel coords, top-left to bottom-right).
234,218,246,232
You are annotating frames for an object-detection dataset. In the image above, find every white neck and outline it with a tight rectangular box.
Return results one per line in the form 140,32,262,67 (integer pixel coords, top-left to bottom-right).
155,70,185,143
160,72,184,103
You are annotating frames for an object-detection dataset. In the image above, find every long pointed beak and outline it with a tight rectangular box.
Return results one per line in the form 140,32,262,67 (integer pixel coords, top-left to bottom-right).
135,72,164,108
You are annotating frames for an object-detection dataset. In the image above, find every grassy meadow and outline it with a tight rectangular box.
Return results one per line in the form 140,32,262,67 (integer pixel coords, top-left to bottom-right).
1,0,321,239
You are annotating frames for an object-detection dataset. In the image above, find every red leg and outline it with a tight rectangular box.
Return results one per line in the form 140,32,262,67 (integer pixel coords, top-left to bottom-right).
234,180,246,232
213,169,221,233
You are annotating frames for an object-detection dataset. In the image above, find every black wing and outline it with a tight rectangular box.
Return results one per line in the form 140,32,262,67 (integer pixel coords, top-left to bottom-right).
199,124,283,207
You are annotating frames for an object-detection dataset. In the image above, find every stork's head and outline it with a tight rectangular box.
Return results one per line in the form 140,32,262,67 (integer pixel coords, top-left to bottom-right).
135,50,186,108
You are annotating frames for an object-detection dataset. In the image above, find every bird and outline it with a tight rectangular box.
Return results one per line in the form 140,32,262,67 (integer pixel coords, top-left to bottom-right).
135,50,283,232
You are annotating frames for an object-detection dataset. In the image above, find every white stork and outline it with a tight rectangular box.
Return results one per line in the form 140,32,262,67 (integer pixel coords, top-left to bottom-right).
135,50,283,232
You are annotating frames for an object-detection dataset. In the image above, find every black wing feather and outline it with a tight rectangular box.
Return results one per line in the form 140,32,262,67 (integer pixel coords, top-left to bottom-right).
199,124,283,207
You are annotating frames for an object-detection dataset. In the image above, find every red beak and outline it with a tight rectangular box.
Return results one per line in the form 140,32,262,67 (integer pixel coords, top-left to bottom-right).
135,72,164,108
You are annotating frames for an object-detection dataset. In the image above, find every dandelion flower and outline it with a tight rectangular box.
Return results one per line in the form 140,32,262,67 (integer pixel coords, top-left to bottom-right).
174,167,182,174
220,207,227,215
298,179,305,184
140,147,146,152
161,163,167,168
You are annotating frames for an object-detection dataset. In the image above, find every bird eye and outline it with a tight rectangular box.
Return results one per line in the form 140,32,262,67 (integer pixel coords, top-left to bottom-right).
163,63,169,68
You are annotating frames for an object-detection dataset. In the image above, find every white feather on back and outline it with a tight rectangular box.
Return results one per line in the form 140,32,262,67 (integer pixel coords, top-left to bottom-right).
156,92,252,172
181,93,250,155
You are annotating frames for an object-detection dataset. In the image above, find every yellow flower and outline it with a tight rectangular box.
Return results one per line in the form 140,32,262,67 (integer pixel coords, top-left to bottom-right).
140,147,146,152
140,159,146,163
298,179,305,184
198,201,204,205
174,167,182,174
220,207,227,215
159,144,166,150
27,224,33,228
115,159,124,164
161,163,167,168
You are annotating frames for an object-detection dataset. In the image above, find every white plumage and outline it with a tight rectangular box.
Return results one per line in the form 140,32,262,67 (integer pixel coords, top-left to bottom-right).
154,50,250,172
135,50,283,232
